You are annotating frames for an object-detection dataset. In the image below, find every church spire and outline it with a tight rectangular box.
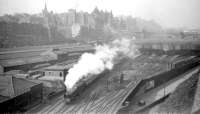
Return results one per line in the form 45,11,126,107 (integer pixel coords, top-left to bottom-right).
43,1,48,17
44,1,47,11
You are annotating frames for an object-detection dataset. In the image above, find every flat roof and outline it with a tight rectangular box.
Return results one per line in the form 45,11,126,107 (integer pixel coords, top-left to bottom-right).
0,55,57,67
43,63,75,71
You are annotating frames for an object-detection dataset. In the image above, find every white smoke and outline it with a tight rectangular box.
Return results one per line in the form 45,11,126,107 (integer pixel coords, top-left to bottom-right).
64,37,138,90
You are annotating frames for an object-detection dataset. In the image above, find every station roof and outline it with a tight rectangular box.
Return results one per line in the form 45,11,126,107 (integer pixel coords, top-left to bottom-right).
0,46,93,68
0,75,41,103
0,55,57,67
42,63,75,71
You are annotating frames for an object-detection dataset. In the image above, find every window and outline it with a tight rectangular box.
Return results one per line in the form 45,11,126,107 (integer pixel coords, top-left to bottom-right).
60,72,62,77
145,80,155,91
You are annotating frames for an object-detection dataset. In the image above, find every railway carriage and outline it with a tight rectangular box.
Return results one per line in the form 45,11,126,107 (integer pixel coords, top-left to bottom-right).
171,56,199,69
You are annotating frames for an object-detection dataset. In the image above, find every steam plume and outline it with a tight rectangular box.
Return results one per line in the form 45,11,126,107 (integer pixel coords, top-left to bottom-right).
64,37,138,90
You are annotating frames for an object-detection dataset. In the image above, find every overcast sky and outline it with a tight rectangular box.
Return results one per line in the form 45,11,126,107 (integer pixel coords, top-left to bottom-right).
0,0,200,29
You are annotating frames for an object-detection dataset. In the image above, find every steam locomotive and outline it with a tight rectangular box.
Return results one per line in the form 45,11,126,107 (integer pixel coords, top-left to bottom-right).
64,71,108,103
63,57,130,103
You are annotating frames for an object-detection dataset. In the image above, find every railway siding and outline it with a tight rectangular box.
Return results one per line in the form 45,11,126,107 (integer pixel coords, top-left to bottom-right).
26,54,199,114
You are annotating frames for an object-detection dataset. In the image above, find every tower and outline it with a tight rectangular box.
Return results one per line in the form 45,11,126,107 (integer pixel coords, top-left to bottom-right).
42,1,52,41
43,2,49,17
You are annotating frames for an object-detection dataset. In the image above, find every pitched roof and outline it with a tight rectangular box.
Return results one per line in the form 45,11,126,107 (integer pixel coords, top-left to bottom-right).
0,76,14,97
0,76,40,103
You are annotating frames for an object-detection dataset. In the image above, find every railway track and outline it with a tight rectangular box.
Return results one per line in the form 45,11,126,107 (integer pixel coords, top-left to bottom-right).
37,97,64,114
26,54,199,114
47,85,130,111
28,56,166,114
33,81,138,114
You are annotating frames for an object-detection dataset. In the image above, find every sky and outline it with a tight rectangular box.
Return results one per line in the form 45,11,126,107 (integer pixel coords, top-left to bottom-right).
0,0,200,29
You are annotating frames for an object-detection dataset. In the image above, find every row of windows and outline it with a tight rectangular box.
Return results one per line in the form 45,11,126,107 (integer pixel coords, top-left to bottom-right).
46,71,63,77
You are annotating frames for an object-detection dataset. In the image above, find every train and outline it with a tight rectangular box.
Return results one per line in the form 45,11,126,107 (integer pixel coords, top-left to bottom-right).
63,58,128,103
64,71,108,103
170,56,199,69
